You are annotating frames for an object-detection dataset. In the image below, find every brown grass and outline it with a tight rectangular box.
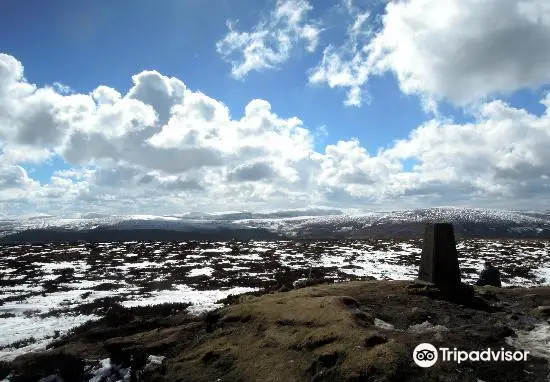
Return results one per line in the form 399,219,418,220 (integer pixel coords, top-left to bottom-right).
4,280,550,381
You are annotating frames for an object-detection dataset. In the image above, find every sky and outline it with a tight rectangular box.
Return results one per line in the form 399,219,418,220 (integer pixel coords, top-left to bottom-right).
1,0,550,217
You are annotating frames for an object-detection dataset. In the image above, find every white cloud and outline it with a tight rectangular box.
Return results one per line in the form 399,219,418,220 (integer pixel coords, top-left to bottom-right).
216,0,322,78
0,145,52,164
126,70,186,124
0,165,40,207
0,53,322,214
91,86,121,105
313,95,550,207
0,165,35,189
2,52,550,215
316,139,403,201
384,99,550,201
309,46,370,107
310,0,550,107
308,4,372,107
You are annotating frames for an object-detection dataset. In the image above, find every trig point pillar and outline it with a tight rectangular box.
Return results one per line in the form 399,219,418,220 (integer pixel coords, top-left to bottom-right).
418,223,461,288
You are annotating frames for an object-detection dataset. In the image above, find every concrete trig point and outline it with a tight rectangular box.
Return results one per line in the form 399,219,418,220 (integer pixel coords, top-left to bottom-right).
418,223,461,289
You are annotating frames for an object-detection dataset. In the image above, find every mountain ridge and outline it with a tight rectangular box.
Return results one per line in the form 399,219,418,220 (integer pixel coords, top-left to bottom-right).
1,208,549,243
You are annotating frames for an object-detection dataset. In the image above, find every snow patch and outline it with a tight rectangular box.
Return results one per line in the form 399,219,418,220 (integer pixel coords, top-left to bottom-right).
121,285,258,314
506,323,550,360
188,267,215,277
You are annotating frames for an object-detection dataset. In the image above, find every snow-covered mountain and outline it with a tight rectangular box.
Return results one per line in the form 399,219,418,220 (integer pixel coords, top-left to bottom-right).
1,208,550,242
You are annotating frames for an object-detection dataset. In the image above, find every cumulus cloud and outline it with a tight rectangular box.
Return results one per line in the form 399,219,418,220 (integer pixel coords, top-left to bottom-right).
312,94,550,207
310,0,550,107
0,165,40,210
385,98,550,202
126,71,186,124
0,53,322,214
2,52,550,215
319,140,401,187
0,165,35,189
308,1,372,106
91,86,121,105
216,0,322,78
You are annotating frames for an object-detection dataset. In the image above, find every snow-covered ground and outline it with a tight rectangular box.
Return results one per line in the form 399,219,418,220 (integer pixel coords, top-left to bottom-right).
0,238,549,362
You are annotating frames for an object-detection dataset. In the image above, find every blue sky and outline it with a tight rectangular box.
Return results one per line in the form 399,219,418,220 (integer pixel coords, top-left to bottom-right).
1,0,550,216
0,0,428,150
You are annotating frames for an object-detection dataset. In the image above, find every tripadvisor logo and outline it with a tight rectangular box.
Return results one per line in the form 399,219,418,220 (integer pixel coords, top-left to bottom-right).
413,343,529,368
413,343,438,368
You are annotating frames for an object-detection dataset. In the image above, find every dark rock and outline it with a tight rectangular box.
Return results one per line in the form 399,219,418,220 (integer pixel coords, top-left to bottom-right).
201,351,220,364
340,296,360,309
9,353,85,381
496,326,516,338
308,351,342,375
204,311,222,332
476,263,502,287
0,361,10,380
364,333,388,347
317,352,340,368
105,342,130,366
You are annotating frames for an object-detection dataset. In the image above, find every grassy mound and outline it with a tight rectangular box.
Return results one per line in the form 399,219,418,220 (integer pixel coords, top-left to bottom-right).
3,280,550,381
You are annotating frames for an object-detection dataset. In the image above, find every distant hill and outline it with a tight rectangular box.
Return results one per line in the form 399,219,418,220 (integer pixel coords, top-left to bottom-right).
1,208,550,243
0,227,284,244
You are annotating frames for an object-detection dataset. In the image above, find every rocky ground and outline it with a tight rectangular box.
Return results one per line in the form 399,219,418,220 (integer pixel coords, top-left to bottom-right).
2,280,550,381
1,239,550,357
1,239,549,380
